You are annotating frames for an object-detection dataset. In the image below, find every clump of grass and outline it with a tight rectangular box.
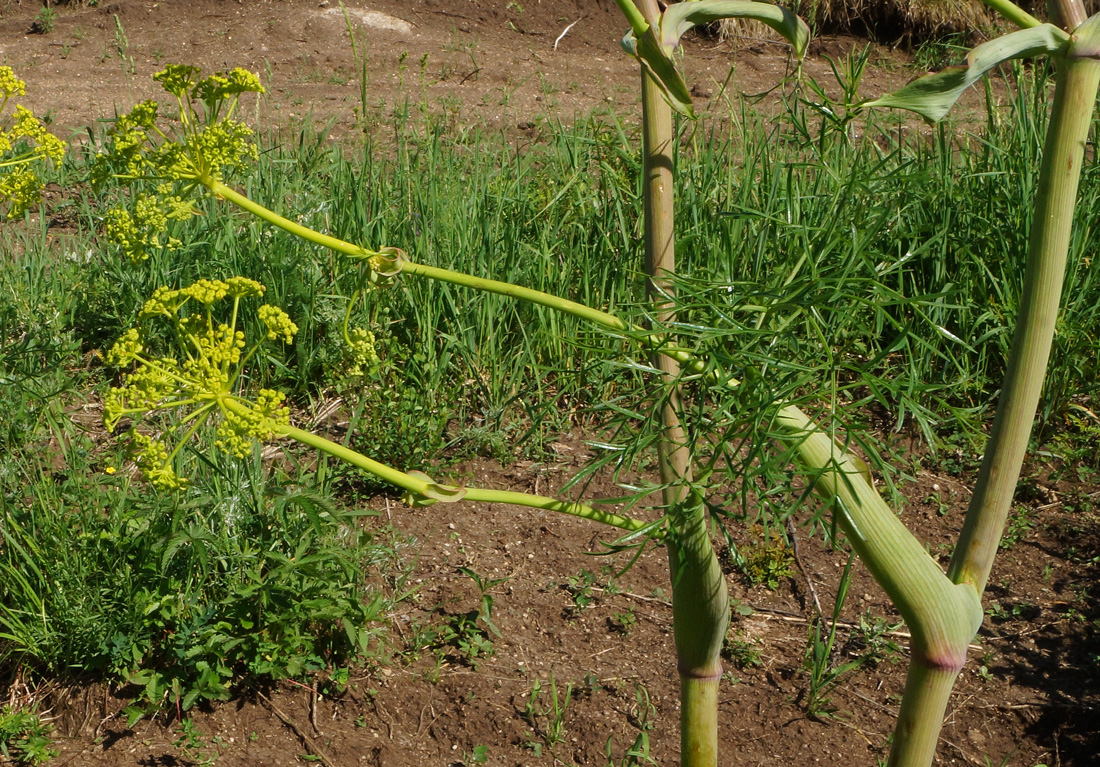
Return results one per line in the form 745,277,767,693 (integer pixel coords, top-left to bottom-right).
715,0,988,45
0,431,392,717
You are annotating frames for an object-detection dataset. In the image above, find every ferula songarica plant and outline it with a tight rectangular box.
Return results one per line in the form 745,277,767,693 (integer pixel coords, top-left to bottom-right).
94,0,1100,755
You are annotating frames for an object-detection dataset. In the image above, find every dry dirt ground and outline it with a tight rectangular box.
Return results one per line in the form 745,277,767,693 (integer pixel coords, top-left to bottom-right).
3,0,915,138
1,1,1098,766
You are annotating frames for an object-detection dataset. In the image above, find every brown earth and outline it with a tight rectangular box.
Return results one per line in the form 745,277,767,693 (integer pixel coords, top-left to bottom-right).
1,1,1098,766
3,0,919,140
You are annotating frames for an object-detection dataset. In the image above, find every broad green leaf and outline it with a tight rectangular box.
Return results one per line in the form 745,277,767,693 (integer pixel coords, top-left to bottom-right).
660,0,810,58
866,24,1069,122
622,26,696,117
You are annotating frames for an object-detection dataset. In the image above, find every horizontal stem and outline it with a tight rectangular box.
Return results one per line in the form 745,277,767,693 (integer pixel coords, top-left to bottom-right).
204,179,630,334
278,424,651,533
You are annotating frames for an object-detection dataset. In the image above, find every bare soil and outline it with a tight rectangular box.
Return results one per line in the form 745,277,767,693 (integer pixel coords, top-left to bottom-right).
1,1,1097,766
3,0,916,139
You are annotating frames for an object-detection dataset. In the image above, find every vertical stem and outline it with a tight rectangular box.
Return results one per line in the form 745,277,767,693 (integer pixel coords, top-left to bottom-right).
948,57,1100,596
634,2,729,763
887,662,963,767
891,51,1100,767
641,40,691,497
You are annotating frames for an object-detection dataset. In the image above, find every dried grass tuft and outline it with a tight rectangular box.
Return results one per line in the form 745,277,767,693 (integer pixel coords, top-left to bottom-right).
711,0,991,45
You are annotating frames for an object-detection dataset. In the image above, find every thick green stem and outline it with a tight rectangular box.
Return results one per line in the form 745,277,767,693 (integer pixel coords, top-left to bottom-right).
976,0,1043,30
273,423,651,532
773,404,980,767
776,406,983,659
638,20,729,765
887,661,963,767
668,498,727,767
890,52,1100,767
948,57,1100,597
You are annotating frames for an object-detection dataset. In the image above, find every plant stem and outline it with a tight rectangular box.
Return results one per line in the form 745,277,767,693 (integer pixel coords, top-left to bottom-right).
276,424,651,533
976,0,1043,30
886,660,963,767
204,178,631,333
948,56,1100,597
637,12,729,763
888,51,1100,767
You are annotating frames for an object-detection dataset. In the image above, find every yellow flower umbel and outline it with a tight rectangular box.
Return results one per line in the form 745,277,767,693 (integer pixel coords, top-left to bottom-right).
104,277,295,491
0,66,66,219
92,64,264,262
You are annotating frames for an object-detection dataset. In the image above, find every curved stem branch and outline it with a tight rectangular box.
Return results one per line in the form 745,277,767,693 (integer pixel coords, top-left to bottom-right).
276,424,652,533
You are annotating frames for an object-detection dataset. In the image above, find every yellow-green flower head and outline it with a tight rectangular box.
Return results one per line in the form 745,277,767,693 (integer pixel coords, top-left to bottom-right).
180,278,229,304
106,327,143,367
0,168,41,219
258,304,298,344
346,327,380,377
226,276,265,299
94,65,263,212
10,106,66,164
192,68,266,104
131,431,187,491
154,64,202,99
0,67,26,98
104,193,191,263
184,120,258,181
139,286,184,319
103,277,296,491
215,388,289,458
0,78,66,219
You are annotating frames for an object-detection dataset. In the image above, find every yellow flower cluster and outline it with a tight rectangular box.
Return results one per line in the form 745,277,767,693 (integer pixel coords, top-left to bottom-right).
346,327,380,377
131,431,187,491
105,192,193,263
258,304,299,344
103,277,297,490
106,327,143,367
0,68,25,98
215,389,289,458
0,67,66,218
93,64,263,260
192,67,266,105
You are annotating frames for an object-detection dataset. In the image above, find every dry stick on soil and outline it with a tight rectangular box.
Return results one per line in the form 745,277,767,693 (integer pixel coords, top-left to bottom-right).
256,691,338,767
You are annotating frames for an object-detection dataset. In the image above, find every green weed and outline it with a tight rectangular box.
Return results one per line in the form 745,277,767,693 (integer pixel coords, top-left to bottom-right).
0,706,56,765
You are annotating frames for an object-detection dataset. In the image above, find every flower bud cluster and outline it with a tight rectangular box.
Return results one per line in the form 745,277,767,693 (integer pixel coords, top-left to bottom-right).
258,304,299,344
346,327,380,377
0,67,66,218
215,389,290,458
105,192,193,263
104,277,297,490
92,64,263,261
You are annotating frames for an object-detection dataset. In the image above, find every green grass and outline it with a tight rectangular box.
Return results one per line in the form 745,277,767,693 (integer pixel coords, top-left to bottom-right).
3,62,1100,708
